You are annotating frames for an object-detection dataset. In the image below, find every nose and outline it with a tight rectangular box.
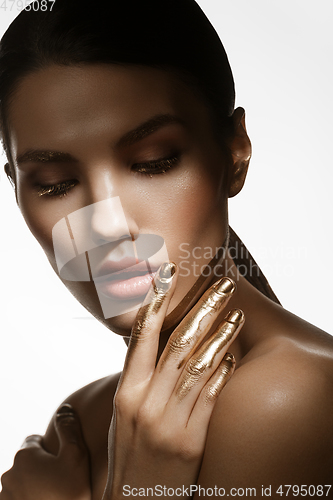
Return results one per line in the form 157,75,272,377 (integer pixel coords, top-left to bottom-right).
90,196,130,245
65,196,132,260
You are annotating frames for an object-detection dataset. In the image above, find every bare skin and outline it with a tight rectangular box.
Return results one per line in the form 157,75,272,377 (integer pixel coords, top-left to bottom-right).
32,270,333,499
1,64,333,498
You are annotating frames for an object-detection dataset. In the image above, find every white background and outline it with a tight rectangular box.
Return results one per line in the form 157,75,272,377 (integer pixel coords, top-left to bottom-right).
1,0,332,475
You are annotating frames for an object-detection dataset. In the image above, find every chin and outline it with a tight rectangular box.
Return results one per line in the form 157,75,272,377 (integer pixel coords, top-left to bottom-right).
62,271,215,341
59,260,215,339
101,309,142,337
60,279,142,336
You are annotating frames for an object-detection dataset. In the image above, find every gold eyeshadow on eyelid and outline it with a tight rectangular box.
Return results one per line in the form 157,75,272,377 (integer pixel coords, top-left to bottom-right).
37,156,179,196
133,155,180,175
38,180,78,197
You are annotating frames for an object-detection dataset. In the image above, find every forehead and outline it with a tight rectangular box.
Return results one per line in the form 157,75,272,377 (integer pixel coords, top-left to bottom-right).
8,64,213,156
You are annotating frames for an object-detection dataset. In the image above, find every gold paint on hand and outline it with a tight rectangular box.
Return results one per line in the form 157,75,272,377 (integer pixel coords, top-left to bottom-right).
176,309,244,401
203,352,235,405
130,262,177,347
161,277,236,367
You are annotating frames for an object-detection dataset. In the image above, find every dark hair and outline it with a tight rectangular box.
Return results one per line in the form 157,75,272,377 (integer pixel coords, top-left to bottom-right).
0,0,280,305
0,0,235,164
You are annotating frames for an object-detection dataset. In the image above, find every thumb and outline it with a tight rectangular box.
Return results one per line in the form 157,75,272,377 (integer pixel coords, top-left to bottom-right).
55,403,88,459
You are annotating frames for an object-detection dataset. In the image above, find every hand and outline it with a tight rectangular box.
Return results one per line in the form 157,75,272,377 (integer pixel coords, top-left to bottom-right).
0,404,91,500
103,263,244,499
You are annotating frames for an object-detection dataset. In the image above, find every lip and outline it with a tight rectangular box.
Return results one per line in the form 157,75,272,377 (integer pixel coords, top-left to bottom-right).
94,270,157,300
93,258,159,300
94,257,156,279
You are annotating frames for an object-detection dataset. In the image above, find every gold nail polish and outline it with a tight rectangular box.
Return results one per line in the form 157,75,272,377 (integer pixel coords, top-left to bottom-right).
157,262,177,283
202,277,236,311
176,310,244,400
161,278,236,367
211,277,236,295
223,352,236,364
224,308,244,324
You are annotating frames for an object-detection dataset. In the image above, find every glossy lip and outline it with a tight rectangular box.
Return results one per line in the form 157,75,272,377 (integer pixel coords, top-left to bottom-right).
94,257,159,279
93,258,160,300
95,271,157,300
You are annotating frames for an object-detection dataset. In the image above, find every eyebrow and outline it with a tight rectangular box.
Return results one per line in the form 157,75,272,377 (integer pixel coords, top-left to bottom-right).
16,150,77,165
116,114,184,148
16,113,183,165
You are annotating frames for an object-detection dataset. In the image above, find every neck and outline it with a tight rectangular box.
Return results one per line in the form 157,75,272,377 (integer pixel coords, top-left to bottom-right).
157,252,281,365
123,251,282,367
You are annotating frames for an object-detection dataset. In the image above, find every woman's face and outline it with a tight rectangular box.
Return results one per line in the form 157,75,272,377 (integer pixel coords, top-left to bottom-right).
8,64,231,335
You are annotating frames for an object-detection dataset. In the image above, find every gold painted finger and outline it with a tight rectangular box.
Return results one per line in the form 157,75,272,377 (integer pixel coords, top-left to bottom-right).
130,262,177,347
203,352,235,406
160,277,236,367
176,309,244,401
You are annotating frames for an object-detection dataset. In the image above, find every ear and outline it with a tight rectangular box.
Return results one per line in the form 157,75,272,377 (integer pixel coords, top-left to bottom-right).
4,162,18,205
4,162,15,186
228,107,252,198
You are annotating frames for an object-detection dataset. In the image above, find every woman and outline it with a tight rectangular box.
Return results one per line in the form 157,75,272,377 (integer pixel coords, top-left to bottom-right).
1,0,333,498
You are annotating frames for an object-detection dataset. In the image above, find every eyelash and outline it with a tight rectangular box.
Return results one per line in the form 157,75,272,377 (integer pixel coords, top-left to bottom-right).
37,155,180,198
38,180,78,198
132,155,180,176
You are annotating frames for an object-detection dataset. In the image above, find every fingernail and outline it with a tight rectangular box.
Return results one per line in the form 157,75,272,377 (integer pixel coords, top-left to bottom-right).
223,352,236,365
214,277,236,295
224,308,244,324
158,262,177,283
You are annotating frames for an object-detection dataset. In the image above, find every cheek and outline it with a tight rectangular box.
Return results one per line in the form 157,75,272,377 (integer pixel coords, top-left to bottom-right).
131,168,228,261
18,196,55,258
17,179,74,268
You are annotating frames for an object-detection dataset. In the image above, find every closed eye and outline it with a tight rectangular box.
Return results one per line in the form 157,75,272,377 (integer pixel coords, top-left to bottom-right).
38,180,78,197
132,155,180,176
36,154,180,197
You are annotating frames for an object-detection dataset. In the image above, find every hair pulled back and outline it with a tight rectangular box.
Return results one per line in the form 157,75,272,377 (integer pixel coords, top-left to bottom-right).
0,0,280,304
0,0,234,159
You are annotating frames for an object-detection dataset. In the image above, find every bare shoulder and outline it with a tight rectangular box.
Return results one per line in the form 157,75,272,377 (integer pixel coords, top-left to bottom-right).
197,316,333,493
43,372,120,457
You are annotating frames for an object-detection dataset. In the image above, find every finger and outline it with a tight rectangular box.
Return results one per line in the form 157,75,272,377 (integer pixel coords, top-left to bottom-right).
120,261,177,387
55,404,88,460
20,434,44,450
148,277,235,402
169,309,244,426
160,277,235,369
187,352,235,438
